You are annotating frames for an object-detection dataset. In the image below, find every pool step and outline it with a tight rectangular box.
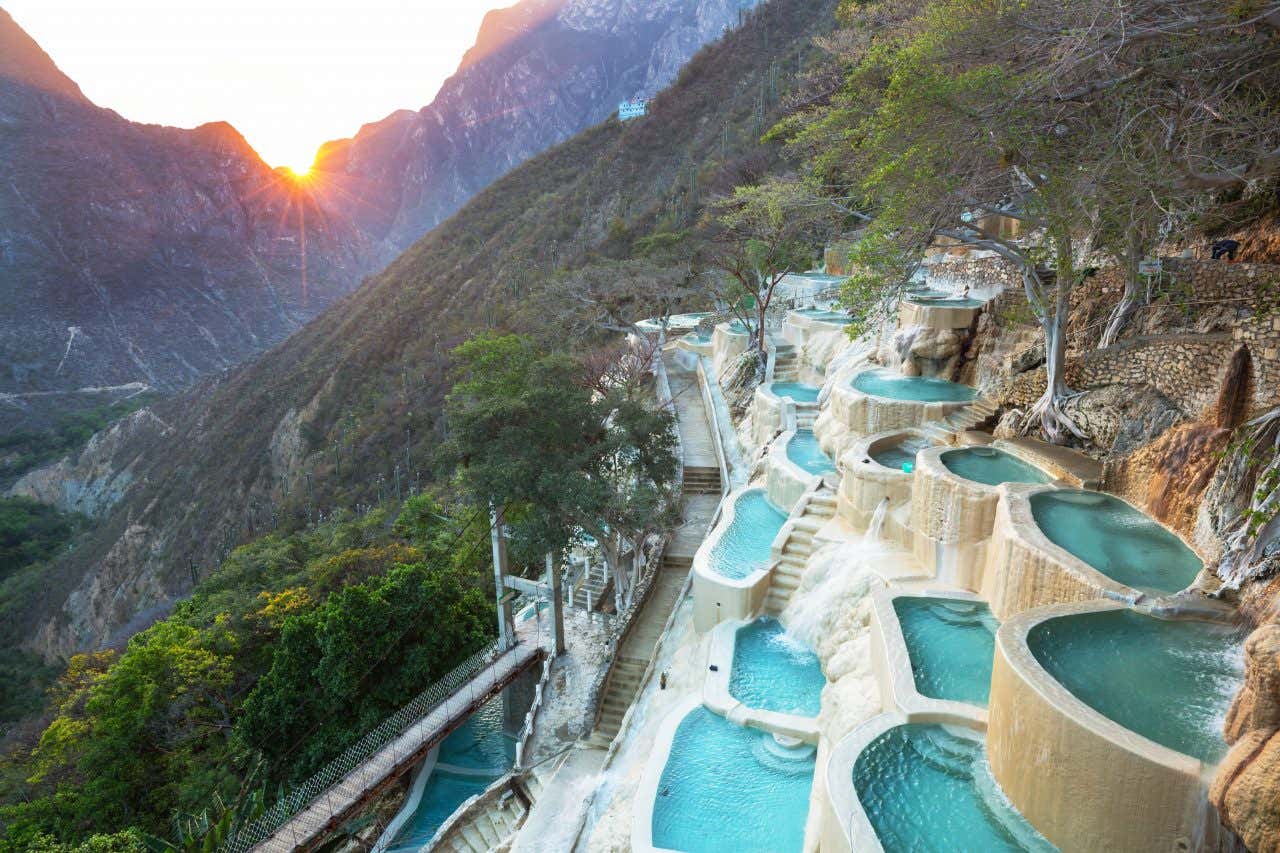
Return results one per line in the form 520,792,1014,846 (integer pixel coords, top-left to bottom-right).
436,781,532,853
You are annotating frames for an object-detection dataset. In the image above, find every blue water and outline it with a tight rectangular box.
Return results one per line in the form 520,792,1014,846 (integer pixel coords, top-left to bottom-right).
385,698,515,851
729,617,826,717
771,381,821,403
907,294,985,308
870,437,929,473
854,724,1056,852
894,597,998,707
1030,490,1202,594
1029,610,1243,764
708,490,787,580
796,308,855,325
852,369,977,403
787,430,836,475
652,707,816,853
684,330,712,344
941,447,1052,487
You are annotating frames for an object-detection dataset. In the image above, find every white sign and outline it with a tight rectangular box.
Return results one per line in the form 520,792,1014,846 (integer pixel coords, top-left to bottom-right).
1138,258,1162,275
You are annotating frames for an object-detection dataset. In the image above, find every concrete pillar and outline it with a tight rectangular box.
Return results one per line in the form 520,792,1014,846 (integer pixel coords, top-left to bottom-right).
547,552,566,656
502,667,538,737
491,505,513,650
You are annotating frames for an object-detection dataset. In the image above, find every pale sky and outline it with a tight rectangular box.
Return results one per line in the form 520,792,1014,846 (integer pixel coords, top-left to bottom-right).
6,0,495,171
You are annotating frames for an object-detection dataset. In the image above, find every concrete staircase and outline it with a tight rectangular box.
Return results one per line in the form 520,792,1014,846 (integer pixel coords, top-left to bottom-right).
764,489,837,614
921,395,1000,443
773,343,800,381
683,464,722,495
571,564,608,611
435,782,530,853
588,654,648,745
795,403,819,431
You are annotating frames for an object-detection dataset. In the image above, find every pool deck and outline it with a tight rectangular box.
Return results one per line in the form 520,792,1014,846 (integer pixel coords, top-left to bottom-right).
998,436,1103,488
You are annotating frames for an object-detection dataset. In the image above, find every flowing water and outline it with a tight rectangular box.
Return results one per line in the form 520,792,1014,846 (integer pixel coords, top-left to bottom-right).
852,369,977,403
1028,609,1243,764
786,429,836,475
941,447,1052,487
651,707,816,853
853,724,1056,852
729,617,826,717
1029,490,1202,594
708,489,788,580
893,597,999,707
865,497,889,545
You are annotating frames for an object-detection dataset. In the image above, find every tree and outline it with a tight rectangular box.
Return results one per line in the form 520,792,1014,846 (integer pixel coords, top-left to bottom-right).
445,334,679,608
701,177,834,356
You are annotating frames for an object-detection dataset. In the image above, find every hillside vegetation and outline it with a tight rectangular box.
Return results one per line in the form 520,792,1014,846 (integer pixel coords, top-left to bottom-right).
8,0,839,680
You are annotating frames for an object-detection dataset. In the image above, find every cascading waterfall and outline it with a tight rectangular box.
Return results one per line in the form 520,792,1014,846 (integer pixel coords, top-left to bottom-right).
865,497,889,545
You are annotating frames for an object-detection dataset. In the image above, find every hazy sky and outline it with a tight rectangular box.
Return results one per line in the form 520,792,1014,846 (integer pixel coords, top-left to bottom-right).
6,0,495,171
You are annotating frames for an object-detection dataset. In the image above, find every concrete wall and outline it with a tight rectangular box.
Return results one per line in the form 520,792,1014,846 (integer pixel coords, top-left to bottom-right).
989,602,1211,852
979,485,1142,620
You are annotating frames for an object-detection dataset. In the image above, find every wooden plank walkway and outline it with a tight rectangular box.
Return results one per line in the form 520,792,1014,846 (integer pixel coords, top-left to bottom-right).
251,635,545,852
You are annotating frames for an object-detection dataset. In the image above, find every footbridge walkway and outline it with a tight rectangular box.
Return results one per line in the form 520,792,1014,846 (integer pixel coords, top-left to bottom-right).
231,624,546,853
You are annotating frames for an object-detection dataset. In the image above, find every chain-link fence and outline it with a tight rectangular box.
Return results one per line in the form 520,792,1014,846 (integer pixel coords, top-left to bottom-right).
225,639,502,852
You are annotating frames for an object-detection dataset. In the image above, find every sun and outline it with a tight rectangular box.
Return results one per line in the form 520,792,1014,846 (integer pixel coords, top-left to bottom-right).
285,163,313,180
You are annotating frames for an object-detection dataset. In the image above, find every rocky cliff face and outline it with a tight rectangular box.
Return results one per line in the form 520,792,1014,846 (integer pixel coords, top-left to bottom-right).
5,0,820,663
0,9,385,432
1,1,751,434
311,0,754,249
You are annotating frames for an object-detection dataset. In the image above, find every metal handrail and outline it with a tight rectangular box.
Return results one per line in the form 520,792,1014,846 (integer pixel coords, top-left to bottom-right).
225,639,503,852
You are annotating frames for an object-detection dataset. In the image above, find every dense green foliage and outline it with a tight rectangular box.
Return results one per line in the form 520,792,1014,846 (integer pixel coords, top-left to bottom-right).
0,497,494,848
0,498,84,580
446,334,679,603
0,398,155,489
0,499,86,721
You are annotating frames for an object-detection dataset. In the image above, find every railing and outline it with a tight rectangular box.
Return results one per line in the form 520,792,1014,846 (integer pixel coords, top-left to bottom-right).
695,356,733,496
513,652,555,770
583,534,670,736
225,639,504,852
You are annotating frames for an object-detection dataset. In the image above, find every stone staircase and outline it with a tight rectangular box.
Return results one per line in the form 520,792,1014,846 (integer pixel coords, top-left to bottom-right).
921,395,1000,443
433,779,532,853
773,343,800,381
589,654,648,745
683,464,722,495
764,489,837,614
571,563,608,611
795,403,819,431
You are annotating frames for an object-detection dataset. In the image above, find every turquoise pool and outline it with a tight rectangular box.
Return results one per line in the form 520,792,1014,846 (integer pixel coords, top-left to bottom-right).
854,724,1056,852
796,308,855,325
941,447,1052,487
385,698,515,851
852,369,977,403
683,330,712,344
1028,609,1243,764
893,597,998,707
729,617,825,717
771,381,821,404
907,294,985,308
708,490,788,580
652,707,815,853
1029,490,1202,594
870,437,929,473
787,430,836,475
